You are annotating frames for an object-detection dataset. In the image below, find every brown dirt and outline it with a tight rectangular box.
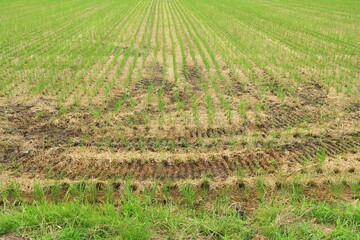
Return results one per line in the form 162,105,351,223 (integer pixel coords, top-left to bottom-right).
0,234,28,240
259,103,321,129
1,96,358,184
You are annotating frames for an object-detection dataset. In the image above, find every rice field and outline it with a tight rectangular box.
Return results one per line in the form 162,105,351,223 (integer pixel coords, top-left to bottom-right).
0,0,359,238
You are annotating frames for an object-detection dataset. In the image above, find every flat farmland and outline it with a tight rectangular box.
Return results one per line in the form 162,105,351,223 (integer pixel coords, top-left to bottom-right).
0,0,360,238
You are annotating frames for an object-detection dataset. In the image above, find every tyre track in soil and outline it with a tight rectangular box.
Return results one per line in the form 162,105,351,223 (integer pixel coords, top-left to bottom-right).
9,131,360,181
1,99,359,182
0,107,321,155
1,97,357,157
258,104,320,129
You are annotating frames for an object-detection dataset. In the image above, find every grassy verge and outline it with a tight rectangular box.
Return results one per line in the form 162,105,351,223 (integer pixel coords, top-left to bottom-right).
0,181,359,239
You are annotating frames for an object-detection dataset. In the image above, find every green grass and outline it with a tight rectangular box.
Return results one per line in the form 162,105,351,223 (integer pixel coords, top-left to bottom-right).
0,181,359,239
255,200,360,240
0,201,254,239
